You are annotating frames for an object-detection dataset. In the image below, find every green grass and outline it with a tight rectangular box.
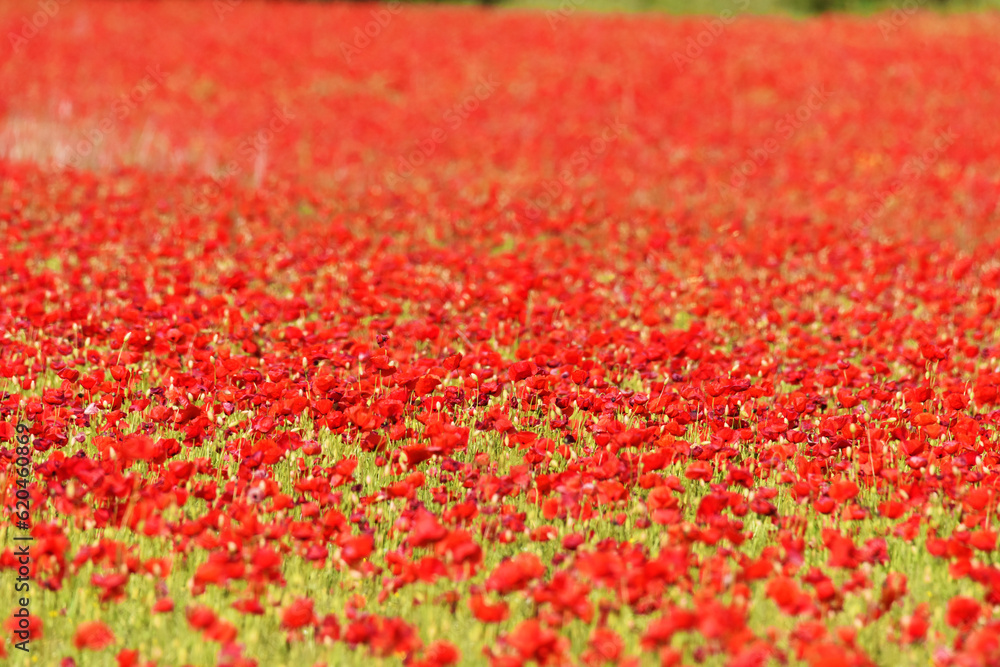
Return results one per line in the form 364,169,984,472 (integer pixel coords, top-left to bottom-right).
0,369,982,665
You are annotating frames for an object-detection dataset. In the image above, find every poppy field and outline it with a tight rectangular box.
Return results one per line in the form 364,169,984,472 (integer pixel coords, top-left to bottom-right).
2,1,1000,665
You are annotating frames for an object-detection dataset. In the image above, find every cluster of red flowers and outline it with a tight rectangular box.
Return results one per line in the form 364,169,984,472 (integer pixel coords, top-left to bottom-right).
2,1,1000,665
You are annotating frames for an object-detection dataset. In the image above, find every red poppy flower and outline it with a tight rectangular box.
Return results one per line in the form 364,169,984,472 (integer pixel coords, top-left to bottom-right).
947,596,982,629
73,621,116,650
281,597,317,630
486,553,545,594
469,595,508,623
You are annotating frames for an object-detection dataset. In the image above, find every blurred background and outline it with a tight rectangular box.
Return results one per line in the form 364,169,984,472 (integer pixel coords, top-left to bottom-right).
412,0,997,13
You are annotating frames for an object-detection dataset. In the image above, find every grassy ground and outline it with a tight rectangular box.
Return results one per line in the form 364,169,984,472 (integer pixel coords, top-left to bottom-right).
0,333,983,666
